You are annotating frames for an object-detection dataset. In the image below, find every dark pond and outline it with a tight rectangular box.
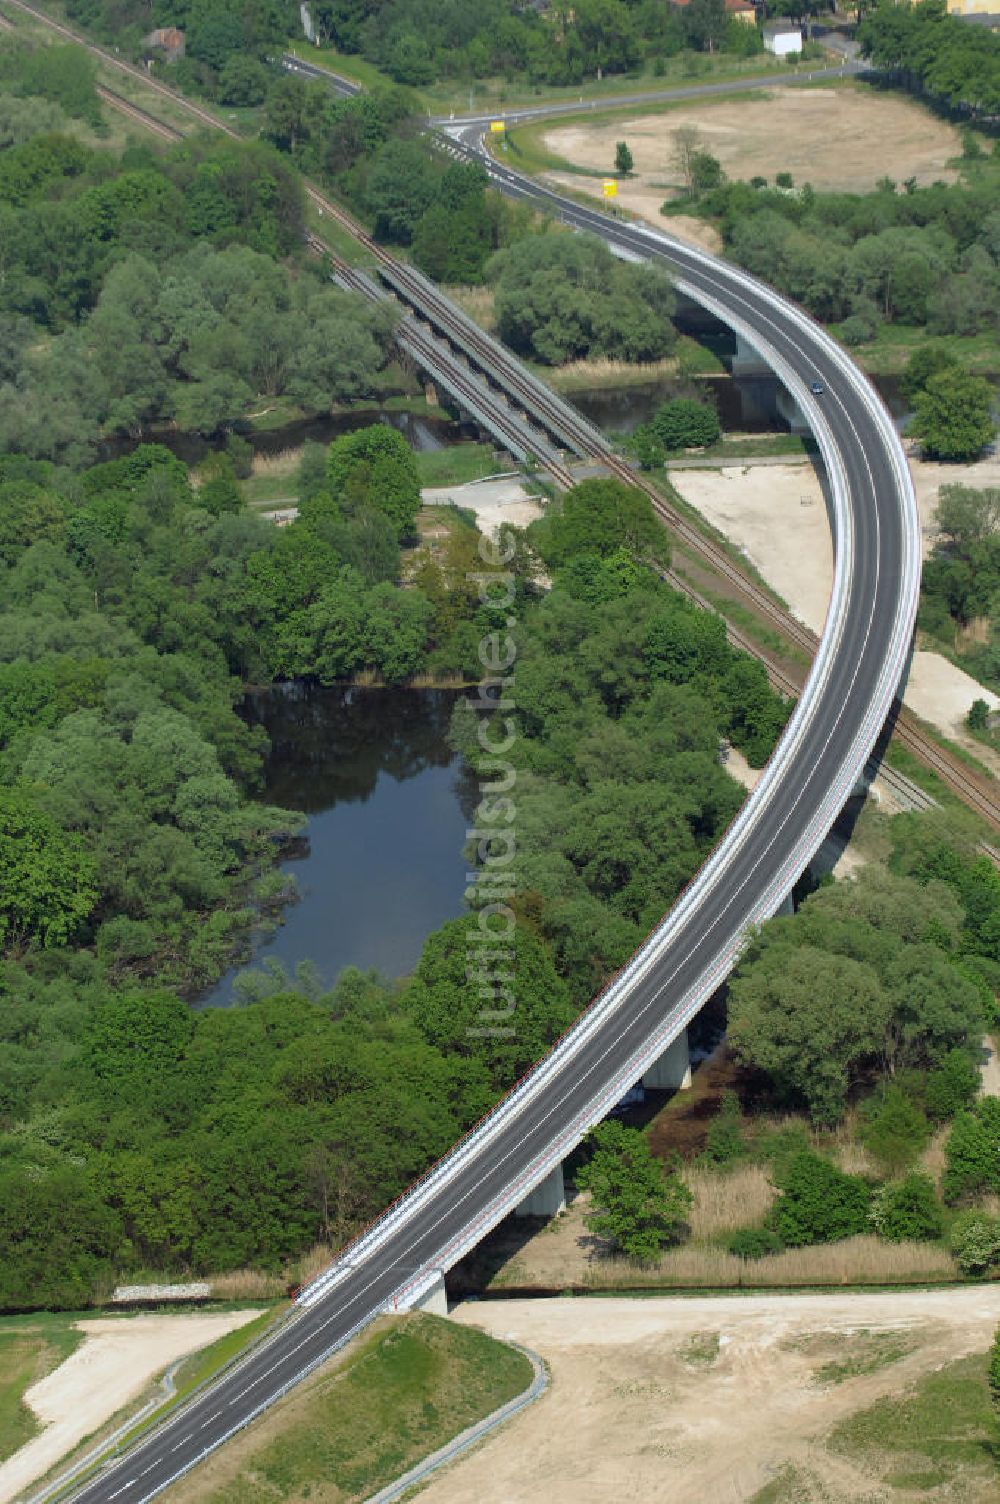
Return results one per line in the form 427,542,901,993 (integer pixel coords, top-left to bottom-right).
573,371,912,437
574,372,788,435
198,685,476,1007
101,406,465,466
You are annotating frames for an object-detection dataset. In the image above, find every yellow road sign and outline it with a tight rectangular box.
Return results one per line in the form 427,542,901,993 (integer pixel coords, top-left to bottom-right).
490,120,506,134
602,179,618,197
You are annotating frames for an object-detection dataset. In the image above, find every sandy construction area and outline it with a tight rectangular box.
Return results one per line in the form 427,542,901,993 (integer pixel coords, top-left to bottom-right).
423,477,543,534
0,1311,261,1504
670,461,1000,770
424,1288,1000,1504
542,88,961,228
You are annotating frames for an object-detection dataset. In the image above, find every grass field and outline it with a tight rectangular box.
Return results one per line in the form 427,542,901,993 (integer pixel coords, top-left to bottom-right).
689,433,810,462
415,442,505,488
826,1350,1000,1498
0,1317,83,1464
162,1314,533,1504
850,321,1000,378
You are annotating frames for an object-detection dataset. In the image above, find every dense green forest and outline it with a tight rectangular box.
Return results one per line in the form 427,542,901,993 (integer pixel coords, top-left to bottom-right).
0,459,799,1307
0,67,786,1305
712,811,1000,1271
0,62,406,459
63,0,764,98
683,144,1000,353
860,0,1000,120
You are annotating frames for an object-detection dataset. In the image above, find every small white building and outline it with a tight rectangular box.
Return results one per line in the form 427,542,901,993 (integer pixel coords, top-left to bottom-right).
762,20,802,55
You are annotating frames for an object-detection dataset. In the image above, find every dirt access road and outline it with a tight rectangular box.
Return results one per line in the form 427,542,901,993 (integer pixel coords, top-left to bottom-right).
423,1288,1000,1503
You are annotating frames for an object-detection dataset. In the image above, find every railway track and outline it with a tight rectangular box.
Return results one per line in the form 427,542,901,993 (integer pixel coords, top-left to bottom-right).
892,714,1000,826
319,242,575,480
94,84,184,142
299,192,821,654
8,0,1000,835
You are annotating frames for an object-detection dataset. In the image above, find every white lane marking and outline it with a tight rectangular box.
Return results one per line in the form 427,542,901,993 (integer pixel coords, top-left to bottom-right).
79,142,916,1504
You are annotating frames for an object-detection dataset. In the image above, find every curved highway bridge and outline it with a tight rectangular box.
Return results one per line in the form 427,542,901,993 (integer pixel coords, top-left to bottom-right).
0,24,917,1498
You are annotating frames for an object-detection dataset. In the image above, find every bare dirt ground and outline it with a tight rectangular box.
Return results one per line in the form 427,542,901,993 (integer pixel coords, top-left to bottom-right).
547,170,725,253
422,478,543,534
542,88,961,235
422,1288,1000,1504
911,452,1000,559
0,1311,261,1504
670,461,1000,772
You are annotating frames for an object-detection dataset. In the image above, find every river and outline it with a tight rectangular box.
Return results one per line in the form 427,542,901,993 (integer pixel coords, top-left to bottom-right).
199,685,476,1007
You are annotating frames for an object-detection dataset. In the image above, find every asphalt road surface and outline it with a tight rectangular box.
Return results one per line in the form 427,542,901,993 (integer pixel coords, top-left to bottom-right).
66,137,916,1504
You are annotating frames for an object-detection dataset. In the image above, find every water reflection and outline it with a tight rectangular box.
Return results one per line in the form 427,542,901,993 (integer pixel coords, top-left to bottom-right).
198,684,475,1006
101,407,464,466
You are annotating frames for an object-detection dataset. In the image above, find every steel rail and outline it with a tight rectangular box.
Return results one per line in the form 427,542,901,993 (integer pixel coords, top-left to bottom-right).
318,240,574,476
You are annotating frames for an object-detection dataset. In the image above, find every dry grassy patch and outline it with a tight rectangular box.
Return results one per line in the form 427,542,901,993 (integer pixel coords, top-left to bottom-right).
685,1164,776,1240
444,285,496,330
783,1326,924,1386
678,1331,721,1367
580,1236,957,1290
208,1267,287,1301
542,355,679,391
542,86,962,202
249,447,302,478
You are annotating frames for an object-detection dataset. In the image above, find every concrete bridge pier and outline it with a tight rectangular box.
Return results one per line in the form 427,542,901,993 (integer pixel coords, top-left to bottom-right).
775,384,810,434
732,333,808,430
515,1161,566,1218
641,1029,692,1091
731,332,771,378
399,1270,449,1316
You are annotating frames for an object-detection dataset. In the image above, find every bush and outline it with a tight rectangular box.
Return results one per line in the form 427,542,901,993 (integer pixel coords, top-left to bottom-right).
925,1048,981,1121
840,314,875,348
943,1099,1000,1203
632,424,665,470
649,397,721,452
690,151,723,193
771,1151,871,1247
869,1173,944,1243
577,1121,693,1264
702,1090,745,1166
949,1211,1000,1275
615,141,633,176
226,432,253,479
967,698,991,732
727,1226,783,1259
858,1084,930,1173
